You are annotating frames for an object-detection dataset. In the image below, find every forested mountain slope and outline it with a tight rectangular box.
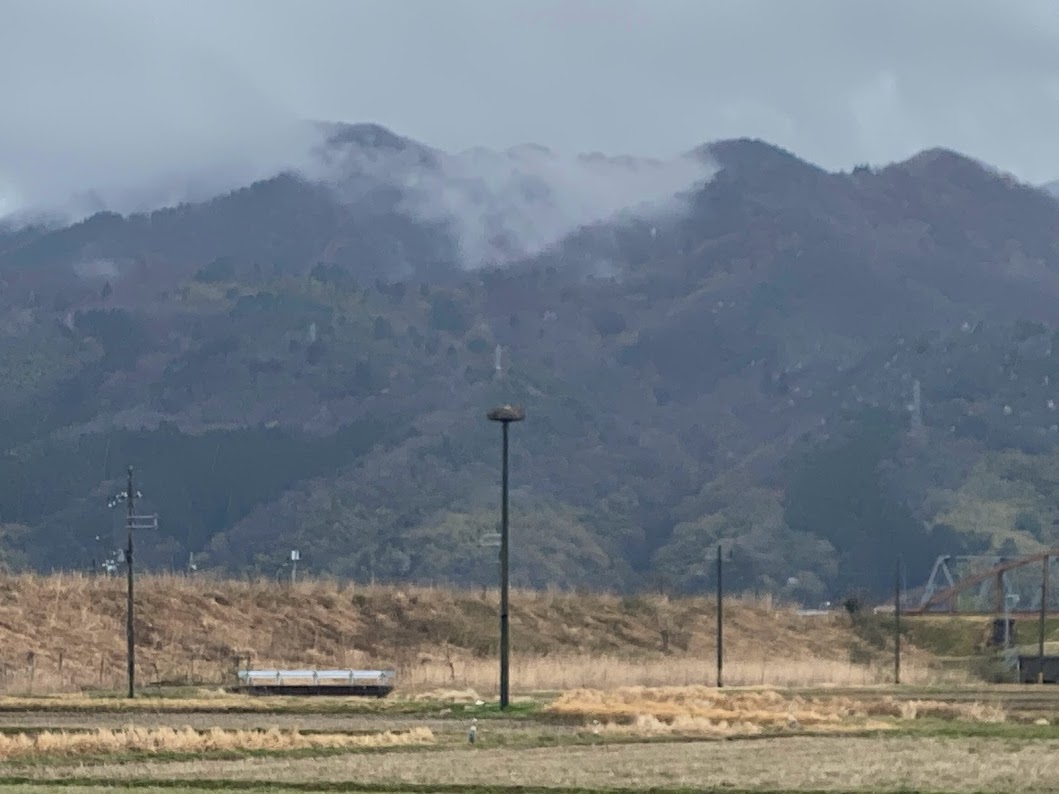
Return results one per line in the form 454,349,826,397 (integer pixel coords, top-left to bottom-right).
4,127,1059,602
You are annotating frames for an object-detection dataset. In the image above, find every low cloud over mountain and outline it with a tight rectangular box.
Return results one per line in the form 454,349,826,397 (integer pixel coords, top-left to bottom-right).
317,125,715,268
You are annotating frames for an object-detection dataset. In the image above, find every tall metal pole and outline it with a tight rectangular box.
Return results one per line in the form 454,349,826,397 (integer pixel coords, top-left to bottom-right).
1040,555,1049,684
126,466,135,699
499,420,510,710
894,555,901,685
487,404,523,711
716,544,723,689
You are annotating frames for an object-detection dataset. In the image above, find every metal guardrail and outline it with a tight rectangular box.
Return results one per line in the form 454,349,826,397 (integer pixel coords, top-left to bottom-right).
233,668,396,697
237,669,395,686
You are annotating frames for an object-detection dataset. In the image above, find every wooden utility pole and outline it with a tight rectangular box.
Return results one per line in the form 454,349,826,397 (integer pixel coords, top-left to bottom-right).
894,556,902,685
716,544,723,688
108,467,156,700
1040,555,1049,684
125,466,136,699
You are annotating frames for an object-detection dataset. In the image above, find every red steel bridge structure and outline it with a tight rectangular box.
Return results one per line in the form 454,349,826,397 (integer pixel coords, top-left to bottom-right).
906,549,1059,616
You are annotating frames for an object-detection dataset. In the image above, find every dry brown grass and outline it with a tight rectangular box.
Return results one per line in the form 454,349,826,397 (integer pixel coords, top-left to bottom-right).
0,572,944,694
545,685,1006,734
0,725,433,760
25,736,1059,792
0,693,285,713
0,711,453,732
592,713,896,737
409,654,950,691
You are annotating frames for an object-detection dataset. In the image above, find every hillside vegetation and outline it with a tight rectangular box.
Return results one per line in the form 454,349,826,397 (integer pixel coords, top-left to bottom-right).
0,574,936,694
7,129,1059,601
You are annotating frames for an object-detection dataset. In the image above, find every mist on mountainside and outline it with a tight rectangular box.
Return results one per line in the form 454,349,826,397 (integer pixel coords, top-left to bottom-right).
315,128,717,269
1,3,715,264
1,112,714,278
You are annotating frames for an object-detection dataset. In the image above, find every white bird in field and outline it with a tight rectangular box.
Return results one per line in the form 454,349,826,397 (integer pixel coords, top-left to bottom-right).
592,719,601,736
468,718,478,744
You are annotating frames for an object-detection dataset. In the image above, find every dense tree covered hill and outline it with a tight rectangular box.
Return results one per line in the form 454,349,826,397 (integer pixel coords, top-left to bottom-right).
5,129,1059,602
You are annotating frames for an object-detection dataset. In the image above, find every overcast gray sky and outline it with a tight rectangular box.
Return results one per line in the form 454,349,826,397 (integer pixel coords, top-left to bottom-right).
4,0,1059,217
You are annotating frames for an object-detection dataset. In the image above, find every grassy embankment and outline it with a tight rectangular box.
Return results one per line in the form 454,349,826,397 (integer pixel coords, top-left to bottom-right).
0,572,979,695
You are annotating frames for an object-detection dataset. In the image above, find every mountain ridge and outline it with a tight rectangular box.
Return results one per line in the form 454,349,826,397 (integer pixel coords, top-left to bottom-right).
4,126,1059,605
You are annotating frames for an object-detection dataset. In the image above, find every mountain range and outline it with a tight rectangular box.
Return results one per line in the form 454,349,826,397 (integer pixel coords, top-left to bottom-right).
4,124,1059,603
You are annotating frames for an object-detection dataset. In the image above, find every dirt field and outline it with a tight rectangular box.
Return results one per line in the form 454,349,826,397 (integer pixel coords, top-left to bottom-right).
0,685,1050,793
8,734,1059,792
